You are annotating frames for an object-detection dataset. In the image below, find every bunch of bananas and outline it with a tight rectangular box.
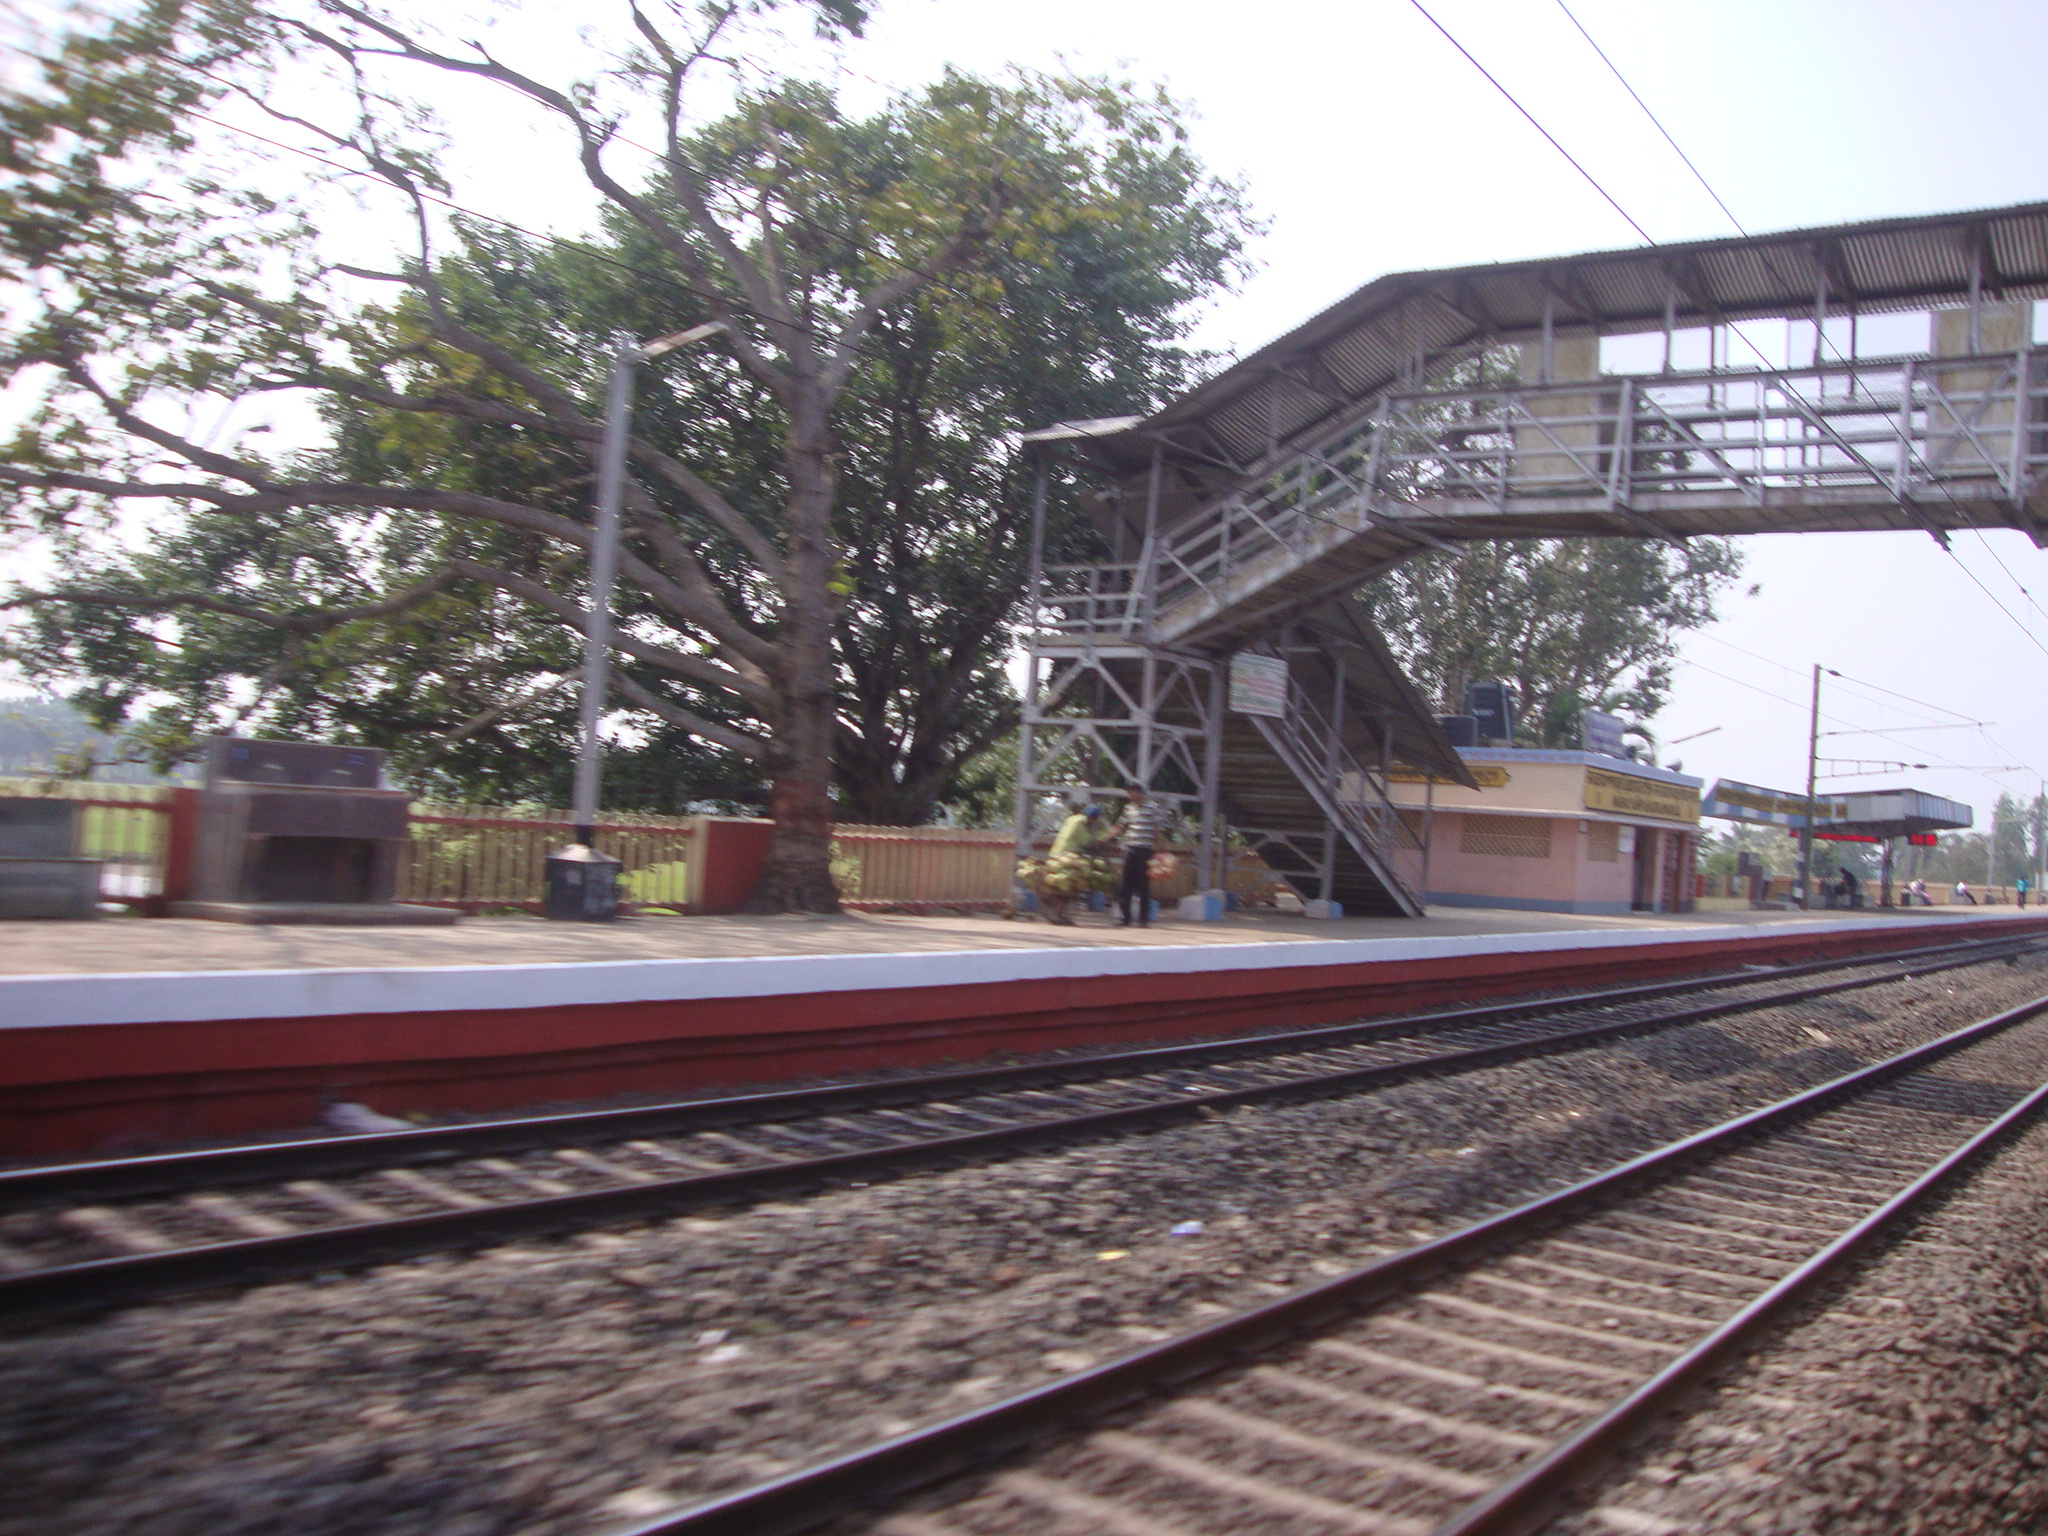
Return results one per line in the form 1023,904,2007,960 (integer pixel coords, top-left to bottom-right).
1015,852,1114,896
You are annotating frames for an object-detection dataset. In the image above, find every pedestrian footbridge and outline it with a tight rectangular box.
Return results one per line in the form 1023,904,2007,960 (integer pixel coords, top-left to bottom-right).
1017,201,2048,914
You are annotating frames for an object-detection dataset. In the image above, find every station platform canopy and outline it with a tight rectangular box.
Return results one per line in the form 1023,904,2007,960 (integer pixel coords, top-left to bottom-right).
1704,780,1972,839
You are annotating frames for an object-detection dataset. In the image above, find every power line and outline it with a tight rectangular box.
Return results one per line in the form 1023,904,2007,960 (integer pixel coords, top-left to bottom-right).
1938,545,2048,661
1819,666,1989,725
1551,0,1745,235
1969,528,2048,627
1678,654,2028,794
1405,0,1655,244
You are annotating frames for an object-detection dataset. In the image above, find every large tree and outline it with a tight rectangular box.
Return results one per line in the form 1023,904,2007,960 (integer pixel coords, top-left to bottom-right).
1360,537,1751,756
1,0,1248,905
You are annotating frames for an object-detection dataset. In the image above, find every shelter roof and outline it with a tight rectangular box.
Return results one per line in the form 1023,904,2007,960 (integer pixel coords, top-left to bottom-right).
1827,788,1975,838
1705,780,1971,835
1295,601,1475,787
1041,198,2048,485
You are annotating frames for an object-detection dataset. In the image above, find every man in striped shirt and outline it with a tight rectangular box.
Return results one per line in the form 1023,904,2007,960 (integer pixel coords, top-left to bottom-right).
1115,787,1166,927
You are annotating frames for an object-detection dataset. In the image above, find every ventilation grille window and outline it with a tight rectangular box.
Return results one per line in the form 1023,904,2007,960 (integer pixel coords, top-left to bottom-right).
1586,821,1621,863
1397,809,1427,848
1459,814,1553,859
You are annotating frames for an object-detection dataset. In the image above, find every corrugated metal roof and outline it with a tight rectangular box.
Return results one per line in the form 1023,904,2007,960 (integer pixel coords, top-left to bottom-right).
1059,199,2048,484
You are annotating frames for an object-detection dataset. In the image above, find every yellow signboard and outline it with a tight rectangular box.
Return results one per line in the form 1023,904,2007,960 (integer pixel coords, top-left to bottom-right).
1583,767,1700,824
1388,765,1514,789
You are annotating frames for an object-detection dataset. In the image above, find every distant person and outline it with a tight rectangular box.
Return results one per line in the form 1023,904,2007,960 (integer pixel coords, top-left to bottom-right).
1908,878,1930,907
2018,875,2031,909
1115,786,1166,928
1954,880,1977,905
1836,867,1862,910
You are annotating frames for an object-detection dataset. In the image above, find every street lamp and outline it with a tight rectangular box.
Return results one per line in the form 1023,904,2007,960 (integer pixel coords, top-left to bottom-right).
546,321,727,922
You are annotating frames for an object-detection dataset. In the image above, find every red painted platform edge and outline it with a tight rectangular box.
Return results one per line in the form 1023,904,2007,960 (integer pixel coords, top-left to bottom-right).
5,916,2042,1155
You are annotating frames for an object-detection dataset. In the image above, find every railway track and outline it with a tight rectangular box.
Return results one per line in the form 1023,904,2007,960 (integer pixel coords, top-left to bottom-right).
627,987,2048,1536
0,933,2035,1325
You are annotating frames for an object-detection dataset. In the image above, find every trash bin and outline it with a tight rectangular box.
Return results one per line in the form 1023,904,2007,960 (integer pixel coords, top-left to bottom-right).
544,843,621,922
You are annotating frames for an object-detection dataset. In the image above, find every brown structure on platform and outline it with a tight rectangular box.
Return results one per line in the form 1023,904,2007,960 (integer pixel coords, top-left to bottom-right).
0,799,101,919
172,737,455,925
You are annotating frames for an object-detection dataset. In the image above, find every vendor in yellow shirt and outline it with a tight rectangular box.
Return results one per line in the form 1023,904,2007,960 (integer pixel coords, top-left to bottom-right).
1043,802,1103,925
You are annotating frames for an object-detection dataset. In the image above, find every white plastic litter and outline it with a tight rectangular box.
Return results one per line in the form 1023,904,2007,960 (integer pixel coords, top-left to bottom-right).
1169,1220,1205,1237
323,1101,413,1134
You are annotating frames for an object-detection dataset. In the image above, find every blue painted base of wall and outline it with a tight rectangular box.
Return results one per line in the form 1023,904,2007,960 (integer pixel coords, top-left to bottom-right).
1425,891,1637,916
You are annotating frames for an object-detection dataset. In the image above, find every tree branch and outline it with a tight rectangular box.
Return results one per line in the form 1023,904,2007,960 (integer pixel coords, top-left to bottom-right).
6,565,465,633
445,557,769,706
612,670,765,760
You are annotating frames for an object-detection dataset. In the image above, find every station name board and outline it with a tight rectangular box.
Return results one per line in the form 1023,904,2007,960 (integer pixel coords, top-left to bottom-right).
1583,767,1701,824
1387,765,1514,789
1702,779,1850,829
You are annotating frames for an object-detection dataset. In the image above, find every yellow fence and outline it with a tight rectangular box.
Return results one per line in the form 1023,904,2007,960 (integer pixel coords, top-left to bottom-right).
0,781,1297,915
401,804,697,912
830,824,1017,910
0,778,173,904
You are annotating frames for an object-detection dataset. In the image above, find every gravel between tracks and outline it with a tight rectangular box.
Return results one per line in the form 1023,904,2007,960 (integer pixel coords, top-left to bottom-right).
5,957,2047,1536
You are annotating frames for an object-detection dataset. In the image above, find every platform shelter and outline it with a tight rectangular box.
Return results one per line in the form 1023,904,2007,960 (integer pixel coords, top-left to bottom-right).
1703,781,1973,904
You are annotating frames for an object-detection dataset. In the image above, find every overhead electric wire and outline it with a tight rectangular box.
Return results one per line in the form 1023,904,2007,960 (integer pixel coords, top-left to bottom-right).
1679,654,2026,795
1969,528,2048,627
1405,0,1655,244
1551,0,1745,236
1935,548,2048,661
1548,0,2048,682
1822,667,1996,725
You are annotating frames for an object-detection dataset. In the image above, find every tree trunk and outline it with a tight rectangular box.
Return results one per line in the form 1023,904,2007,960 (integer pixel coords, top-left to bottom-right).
745,406,844,914
751,765,840,911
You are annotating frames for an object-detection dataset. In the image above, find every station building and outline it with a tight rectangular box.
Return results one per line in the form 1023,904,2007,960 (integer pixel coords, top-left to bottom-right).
1382,749,1704,915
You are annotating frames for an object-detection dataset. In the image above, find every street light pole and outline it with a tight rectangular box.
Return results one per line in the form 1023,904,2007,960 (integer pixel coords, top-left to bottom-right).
568,321,727,849
1798,663,1822,909
546,321,725,924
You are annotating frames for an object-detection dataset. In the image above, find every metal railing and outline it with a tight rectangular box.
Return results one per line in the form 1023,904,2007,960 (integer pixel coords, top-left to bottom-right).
1032,348,2048,641
401,804,696,911
1244,677,1424,913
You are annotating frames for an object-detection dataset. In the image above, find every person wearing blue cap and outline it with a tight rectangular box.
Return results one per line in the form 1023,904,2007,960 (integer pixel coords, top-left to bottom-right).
1043,801,1103,925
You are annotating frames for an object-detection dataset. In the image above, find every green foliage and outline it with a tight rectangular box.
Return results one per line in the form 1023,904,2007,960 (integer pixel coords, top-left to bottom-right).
1,3,1253,836
1361,537,1750,751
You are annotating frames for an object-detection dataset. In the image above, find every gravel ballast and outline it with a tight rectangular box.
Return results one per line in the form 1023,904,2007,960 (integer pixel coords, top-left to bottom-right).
4,957,2048,1536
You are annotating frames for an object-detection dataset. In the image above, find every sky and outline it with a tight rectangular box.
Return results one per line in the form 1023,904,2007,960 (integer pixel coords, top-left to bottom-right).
10,0,2048,829
827,0,2048,828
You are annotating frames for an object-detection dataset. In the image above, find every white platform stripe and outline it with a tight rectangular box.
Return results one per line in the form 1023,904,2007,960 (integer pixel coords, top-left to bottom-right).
0,914,2014,1030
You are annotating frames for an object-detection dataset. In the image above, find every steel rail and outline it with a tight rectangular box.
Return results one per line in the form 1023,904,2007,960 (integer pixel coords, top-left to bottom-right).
1432,1063,2048,1535
3,930,2030,1210
0,939,2035,1328
614,988,2048,1536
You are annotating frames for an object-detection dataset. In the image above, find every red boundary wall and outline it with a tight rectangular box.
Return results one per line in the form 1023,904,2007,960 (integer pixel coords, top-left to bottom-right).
5,913,2045,1155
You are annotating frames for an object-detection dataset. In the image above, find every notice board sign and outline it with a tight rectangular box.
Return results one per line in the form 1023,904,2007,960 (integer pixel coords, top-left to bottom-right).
1229,652,1288,718
1584,766,1701,824
1702,779,1851,829
1580,708,1627,758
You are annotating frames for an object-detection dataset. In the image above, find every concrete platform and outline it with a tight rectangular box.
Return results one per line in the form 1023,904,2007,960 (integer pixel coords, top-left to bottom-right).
4,905,2044,1155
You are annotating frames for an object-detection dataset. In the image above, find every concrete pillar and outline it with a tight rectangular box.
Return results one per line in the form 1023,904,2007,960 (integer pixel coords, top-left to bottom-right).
1514,334,1613,498
1927,301,2030,483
